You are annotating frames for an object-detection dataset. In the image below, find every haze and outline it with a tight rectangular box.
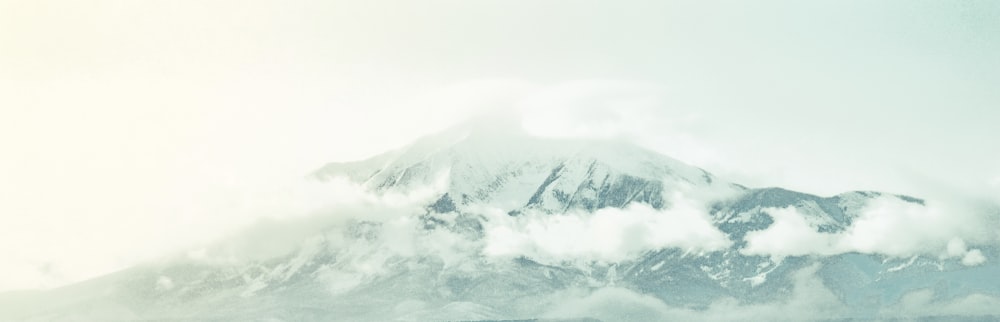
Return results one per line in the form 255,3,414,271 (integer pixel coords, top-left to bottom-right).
1,0,998,292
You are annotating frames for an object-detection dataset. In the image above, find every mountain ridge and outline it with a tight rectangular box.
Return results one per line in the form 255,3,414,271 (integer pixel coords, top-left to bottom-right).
2,121,996,322
315,121,733,215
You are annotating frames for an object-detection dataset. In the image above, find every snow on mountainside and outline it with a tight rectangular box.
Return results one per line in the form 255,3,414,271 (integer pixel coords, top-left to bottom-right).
2,120,998,322
314,118,728,214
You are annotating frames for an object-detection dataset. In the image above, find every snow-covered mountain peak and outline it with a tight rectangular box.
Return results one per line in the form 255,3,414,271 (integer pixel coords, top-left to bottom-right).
315,119,724,213
10,120,985,322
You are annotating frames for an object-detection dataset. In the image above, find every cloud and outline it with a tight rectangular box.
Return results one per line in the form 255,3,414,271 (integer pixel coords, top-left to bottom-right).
742,196,995,264
741,206,838,258
0,262,60,292
516,80,726,171
517,80,670,138
481,192,732,264
185,180,734,276
962,249,987,266
177,173,451,264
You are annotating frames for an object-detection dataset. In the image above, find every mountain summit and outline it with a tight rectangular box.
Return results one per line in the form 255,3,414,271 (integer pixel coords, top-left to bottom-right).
315,120,726,213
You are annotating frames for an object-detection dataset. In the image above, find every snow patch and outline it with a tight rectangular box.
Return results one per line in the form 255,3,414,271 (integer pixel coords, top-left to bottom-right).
887,256,919,273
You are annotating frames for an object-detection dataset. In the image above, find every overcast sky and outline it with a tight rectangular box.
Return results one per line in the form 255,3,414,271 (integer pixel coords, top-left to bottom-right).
1,0,999,291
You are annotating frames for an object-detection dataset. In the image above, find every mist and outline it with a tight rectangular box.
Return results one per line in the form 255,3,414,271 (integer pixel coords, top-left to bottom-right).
2,0,999,320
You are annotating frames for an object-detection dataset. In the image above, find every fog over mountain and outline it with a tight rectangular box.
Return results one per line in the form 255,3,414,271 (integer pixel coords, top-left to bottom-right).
3,1,1000,321
2,119,998,321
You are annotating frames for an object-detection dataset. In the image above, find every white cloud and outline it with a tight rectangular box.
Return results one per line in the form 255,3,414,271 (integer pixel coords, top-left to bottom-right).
743,196,994,264
741,207,837,258
482,192,731,264
0,262,58,292
518,80,667,138
517,80,726,171
962,249,987,266
180,173,451,264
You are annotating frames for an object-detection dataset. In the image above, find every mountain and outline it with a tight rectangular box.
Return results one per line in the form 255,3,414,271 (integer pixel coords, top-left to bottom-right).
2,121,998,322
314,117,725,214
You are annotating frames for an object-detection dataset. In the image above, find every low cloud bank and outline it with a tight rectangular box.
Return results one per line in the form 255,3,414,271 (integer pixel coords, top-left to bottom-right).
191,174,735,267
482,192,732,264
743,196,996,265
181,175,449,264
194,174,999,273
150,170,1000,321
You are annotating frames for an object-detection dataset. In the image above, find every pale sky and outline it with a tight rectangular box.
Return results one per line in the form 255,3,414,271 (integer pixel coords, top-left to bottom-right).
1,0,999,291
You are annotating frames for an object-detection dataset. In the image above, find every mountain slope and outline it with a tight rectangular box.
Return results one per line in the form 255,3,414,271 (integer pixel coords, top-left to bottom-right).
3,122,997,322
315,120,729,214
